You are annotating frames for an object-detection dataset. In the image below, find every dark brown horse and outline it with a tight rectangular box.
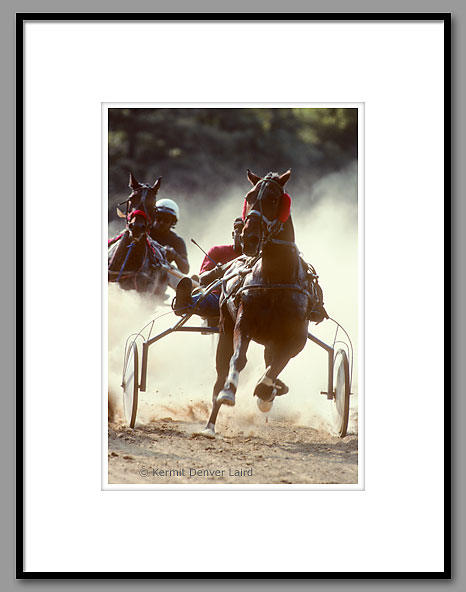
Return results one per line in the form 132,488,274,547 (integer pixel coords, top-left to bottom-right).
201,169,312,437
108,172,168,294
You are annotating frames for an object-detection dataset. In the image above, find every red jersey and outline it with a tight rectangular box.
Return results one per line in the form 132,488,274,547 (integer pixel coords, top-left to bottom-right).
199,245,239,274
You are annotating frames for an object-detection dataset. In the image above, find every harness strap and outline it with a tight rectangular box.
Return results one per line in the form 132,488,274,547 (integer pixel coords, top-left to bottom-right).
218,263,255,302
234,283,311,299
259,177,284,193
123,186,154,225
133,242,151,290
146,237,159,257
247,208,275,229
266,237,298,249
116,242,135,281
108,232,124,247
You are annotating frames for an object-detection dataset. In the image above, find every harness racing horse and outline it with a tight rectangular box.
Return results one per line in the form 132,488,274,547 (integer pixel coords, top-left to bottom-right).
108,172,169,294
201,169,313,438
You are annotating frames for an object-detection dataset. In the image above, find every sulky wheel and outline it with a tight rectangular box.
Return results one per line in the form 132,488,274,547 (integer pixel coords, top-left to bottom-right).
332,349,350,438
122,340,139,428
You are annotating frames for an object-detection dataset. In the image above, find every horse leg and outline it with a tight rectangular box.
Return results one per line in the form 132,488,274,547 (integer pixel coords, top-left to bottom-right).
216,319,250,407
264,347,289,396
255,348,292,402
200,316,234,438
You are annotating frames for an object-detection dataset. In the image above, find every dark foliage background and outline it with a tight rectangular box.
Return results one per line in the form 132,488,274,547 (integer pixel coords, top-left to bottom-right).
108,107,357,222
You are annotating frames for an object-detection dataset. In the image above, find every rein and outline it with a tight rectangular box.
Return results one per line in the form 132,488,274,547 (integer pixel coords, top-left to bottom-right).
113,237,153,284
110,182,163,292
245,179,283,235
235,180,311,304
118,185,154,225
116,241,136,281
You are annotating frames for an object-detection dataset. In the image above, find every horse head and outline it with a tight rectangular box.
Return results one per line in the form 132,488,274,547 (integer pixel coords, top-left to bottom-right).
118,171,161,242
241,169,292,256
109,172,168,293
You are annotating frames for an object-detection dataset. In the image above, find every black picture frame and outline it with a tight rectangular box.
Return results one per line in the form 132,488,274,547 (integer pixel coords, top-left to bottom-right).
17,12,451,579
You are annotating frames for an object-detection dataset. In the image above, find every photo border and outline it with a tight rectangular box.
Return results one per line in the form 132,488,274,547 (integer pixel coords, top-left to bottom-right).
102,100,363,492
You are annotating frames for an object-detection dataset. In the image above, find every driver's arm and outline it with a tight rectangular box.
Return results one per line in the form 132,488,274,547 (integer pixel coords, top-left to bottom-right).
170,238,189,274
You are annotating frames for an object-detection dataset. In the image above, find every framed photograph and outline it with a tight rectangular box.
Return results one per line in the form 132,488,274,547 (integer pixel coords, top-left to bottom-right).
19,13,450,577
105,103,361,489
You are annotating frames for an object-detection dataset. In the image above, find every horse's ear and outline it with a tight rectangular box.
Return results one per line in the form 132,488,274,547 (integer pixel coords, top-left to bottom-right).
151,177,162,192
129,171,140,190
278,169,292,187
247,169,261,186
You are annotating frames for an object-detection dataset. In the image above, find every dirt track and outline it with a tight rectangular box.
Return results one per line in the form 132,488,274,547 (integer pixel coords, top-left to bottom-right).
107,285,359,486
107,408,358,485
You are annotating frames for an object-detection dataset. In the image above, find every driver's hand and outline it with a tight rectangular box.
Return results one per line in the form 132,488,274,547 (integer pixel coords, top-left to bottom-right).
164,246,177,263
199,272,210,286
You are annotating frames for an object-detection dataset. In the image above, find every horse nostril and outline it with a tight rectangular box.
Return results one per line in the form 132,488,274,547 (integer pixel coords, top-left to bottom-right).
130,224,145,239
243,234,260,256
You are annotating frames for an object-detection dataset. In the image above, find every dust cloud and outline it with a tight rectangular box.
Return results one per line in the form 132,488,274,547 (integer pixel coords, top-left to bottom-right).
107,162,358,435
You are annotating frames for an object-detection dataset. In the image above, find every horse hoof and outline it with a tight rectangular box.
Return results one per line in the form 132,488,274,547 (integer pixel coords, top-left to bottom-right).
257,398,273,413
275,378,289,396
254,382,274,402
217,390,236,406
195,428,216,439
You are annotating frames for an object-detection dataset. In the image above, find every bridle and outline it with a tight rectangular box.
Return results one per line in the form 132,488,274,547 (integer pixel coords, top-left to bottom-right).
227,178,310,305
114,185,155,281
245,178,283,231
243,178,290,253
118,184,155,227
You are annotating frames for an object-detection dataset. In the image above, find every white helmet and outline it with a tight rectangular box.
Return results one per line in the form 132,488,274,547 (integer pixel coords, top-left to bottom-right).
155,198,179,222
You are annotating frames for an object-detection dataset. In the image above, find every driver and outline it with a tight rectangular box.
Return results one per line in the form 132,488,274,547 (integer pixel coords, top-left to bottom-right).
174,215,328,325
149,198,189,288
173,218,244,318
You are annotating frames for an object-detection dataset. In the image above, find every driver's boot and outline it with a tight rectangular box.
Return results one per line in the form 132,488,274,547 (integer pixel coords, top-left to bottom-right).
173,277,193,316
